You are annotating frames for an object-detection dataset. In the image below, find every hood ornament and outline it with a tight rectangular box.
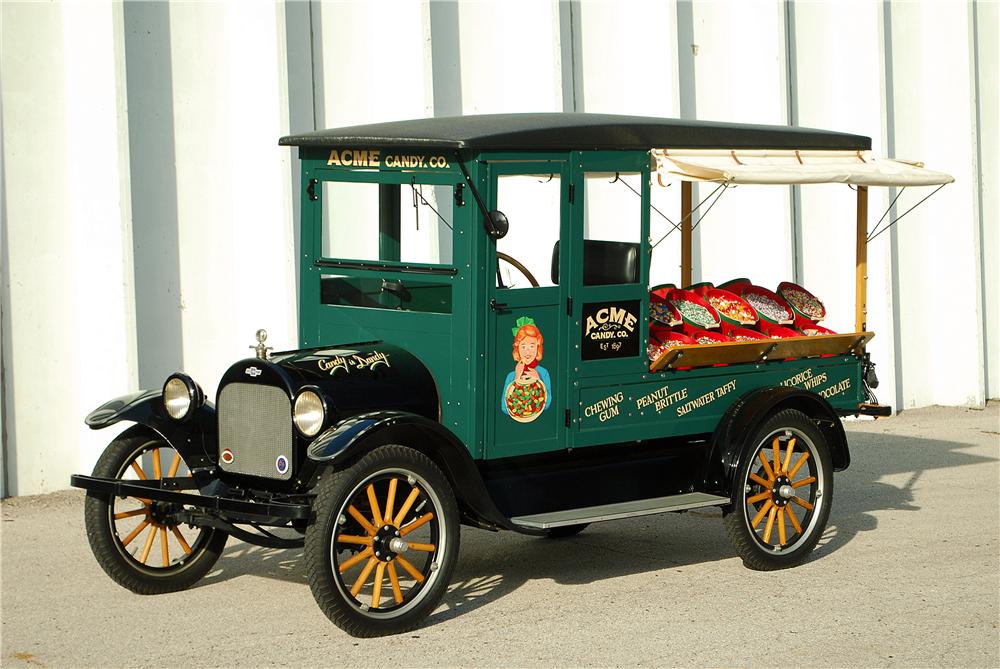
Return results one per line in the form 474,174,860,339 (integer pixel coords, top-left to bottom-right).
251,329,273,360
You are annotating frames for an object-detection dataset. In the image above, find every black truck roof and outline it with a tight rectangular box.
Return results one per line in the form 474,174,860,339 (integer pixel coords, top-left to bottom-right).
279,113,871,152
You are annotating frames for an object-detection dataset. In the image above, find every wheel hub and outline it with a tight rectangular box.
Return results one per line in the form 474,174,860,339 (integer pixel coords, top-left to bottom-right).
148,501,180,527
372,524,402,562
771,475,792,507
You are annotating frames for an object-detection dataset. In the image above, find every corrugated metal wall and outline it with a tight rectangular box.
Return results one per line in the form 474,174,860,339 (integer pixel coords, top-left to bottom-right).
1,0,996,497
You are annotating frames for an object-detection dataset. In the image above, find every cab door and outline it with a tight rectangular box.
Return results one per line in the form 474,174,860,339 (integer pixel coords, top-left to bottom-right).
564,152,651,447
486,160,570,459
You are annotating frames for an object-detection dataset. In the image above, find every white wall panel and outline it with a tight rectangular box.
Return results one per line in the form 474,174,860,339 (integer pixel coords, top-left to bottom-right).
888,1,984,408
165,2,297,398
689,1,792,289
1,2,136,494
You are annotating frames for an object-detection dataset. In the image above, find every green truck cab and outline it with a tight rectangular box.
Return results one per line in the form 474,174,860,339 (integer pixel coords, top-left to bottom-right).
71,114,952,637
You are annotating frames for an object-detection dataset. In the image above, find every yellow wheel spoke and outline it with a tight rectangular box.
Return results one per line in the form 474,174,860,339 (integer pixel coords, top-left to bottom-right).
384,478,398,524
114,507,149,520
337,535,373,546
130,461,148,481
777,507,787,545
139,524,157,564
762,506,778,544
399,512,434,537
393,487,422,528
751,499,774,529
749,473,772,489
746,490,771,505
167,452,182,478
757,451,775,480
791,496,814,511
781,438,797,474
120,519,151,547
387,563,404,604
405,542,435,553
338,547,374,574
350,557,378,597
160,527,170,567
171,527,192,555
792,476,817,489
772,437,781,475
786,504,802,534
347,505,377,536
370,562,386,609
394,555,425,584
152,448,161,479
788,451,811,478
366,484,383,529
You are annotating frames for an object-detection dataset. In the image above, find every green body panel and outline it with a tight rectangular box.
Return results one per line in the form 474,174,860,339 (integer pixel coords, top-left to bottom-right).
294,146,864,464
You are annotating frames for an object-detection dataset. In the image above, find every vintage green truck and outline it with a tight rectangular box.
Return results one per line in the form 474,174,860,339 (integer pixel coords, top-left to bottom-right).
71,113,952,636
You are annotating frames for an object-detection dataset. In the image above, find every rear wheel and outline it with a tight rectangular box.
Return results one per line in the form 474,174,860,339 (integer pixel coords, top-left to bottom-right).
723,409,832,570
83,427,228,593
304,445,459,637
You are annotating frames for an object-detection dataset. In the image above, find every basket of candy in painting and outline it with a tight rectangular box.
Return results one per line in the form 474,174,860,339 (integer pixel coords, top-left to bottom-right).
777,281,826,322
741,285,794,325
668,288,722,335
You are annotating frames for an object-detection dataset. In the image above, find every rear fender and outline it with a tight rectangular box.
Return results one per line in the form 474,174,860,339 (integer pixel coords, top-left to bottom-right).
704,386,849,501
308,411,512,530
85,390,216,466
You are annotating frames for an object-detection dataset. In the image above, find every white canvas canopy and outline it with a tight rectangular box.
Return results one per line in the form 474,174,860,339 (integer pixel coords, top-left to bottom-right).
652,149,954,187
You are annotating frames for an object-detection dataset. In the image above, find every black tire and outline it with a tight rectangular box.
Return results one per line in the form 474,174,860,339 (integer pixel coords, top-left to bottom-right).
543,523,589,539
304,445,460,637
723,409,832,570
83,427,228,593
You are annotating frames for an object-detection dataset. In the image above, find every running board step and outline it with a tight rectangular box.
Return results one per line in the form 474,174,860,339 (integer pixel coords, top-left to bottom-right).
509,492,730,530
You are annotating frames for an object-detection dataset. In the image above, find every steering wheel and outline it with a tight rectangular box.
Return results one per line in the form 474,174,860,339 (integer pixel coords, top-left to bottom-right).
497,251,540,288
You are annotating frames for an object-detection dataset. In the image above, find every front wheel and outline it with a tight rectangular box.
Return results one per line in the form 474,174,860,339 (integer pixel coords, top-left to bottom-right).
83,427,228,593
304,445,460,637
723,409,832,570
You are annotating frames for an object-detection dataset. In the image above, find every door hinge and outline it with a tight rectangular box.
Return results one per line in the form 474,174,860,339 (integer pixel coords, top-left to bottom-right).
568,184,575,203
564,409,572,427
307,178,319,201
566,296,573,316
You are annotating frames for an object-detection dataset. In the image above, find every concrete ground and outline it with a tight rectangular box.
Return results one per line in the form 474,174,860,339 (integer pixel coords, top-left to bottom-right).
2,404,997,668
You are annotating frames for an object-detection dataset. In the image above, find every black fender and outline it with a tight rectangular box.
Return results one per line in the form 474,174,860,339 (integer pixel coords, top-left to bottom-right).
308,411,513,530
703,385,850,502
84,390,217,469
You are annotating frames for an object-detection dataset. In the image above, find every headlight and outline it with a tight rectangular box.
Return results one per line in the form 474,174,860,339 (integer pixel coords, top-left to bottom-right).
293,389,326,437
163,374,200,420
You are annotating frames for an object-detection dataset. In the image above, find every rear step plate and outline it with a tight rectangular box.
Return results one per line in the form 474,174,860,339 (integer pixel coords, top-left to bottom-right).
510,492,730,530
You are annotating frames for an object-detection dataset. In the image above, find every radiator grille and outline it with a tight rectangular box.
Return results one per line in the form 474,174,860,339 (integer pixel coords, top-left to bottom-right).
218,383,293,480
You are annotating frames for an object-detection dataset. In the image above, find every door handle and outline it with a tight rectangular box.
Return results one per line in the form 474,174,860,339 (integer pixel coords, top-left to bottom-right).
489,299,509,312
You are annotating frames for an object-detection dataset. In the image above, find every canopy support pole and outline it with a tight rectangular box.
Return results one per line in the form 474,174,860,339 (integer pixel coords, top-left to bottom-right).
855,186,868,333
681,181,693,287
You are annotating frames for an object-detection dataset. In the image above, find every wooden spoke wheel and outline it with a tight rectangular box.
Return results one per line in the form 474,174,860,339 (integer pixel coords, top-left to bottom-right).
305,445,459,637
83,427,228,593
723,409,832,570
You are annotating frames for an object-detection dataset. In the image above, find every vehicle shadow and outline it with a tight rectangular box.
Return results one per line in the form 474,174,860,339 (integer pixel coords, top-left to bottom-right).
194,430,995,628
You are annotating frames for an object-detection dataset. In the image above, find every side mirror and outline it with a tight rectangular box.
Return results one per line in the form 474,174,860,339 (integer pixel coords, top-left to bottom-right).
484,210,509,240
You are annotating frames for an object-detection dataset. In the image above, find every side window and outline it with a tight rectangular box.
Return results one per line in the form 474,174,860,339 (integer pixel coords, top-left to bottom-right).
322,181,454,266
495,175,562,289
581,172,642,285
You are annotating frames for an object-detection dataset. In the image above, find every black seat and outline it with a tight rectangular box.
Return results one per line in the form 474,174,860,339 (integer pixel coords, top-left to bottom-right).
550,240,640,286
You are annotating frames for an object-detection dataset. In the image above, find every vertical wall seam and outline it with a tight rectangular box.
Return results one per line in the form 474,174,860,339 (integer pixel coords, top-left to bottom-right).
0,105,10,497
676,0,699,281
880,0,904,411
783,0,803,284
308,0,318,131
970,0,989,403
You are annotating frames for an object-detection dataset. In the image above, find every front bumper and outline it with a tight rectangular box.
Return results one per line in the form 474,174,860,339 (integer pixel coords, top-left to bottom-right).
70,474,311,521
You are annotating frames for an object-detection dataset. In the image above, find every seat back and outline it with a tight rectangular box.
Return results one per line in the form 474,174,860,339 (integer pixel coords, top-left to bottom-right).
550,240,640,286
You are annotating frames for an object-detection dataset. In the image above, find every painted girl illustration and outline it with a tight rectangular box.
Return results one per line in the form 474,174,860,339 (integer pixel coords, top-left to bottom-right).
502,317,552,423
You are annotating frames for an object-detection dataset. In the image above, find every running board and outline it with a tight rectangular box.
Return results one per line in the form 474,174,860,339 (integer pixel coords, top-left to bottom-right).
509,492,730,530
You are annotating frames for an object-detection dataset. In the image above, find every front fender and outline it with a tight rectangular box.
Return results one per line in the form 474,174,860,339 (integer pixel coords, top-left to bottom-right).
703,385,849,500
308,411,513,530
85,390,217,465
